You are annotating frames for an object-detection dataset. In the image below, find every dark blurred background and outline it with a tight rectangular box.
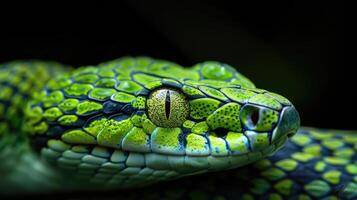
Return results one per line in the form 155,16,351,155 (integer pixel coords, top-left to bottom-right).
0,1,348,129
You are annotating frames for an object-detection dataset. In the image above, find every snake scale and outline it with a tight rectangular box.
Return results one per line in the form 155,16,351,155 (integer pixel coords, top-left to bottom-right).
0,57,356,199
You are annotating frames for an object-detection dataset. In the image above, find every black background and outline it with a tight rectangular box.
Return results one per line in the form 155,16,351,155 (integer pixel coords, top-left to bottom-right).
0,1,349,129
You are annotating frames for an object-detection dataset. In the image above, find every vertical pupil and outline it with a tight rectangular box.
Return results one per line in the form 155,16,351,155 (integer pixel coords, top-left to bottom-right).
165,90,171,119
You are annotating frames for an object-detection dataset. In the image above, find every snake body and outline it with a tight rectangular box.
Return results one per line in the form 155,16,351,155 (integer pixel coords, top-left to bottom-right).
0,57,356,199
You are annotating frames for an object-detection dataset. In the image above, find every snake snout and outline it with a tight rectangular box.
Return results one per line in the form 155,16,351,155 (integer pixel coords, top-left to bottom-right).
271,106,300,143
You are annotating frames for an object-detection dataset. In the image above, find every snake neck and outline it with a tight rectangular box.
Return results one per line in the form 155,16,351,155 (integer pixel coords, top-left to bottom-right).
0,61,72,194
0,136,54,194
0,61,70,131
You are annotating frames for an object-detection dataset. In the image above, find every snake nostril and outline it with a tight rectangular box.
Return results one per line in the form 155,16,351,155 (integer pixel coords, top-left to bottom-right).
250,109,259,126
287,132,295,138
241,105,261,130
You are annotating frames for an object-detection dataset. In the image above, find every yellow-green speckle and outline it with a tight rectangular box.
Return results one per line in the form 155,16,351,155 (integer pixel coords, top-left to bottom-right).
183,120,195,129
47,77,72,90
322,139,344,150
248,94,282,110
111,92,135,103
304,180,330,197
261,167,286,181
42,91,64,108
274,179,293,196
314,161,326,172
199,61,233,80
73,74,98,83
225,132,249,154
189,98,220,120
142,118,156,134
64,83,93,96
89,88,116,101
303,144,321,156
334,148,354,158
198,86,228,101
310,130,333,140
151,128,183,155
0,86,13,100
97,119,133,148
291,134,311,146
209,135,229,156
266,92,291,105
98,69,115,77
58,115,78,125
133,73,161,85
182,85,204,97
192,122,209,135
275,159,298,171
185,133,209,155
324,157,349,165
132,96,146,109
322,170,341,184
32,121,48,134
346,164,357,175
58,99,79,112
43,107,63,121
221,88,256,104
84,118,107,137
25,106,43,125
76,101,103,115
62,130,96,144
116,80,143,94
291,152,314,162
122,127,150,152
207,103,242,132
95,78,117,87
343,134,357,143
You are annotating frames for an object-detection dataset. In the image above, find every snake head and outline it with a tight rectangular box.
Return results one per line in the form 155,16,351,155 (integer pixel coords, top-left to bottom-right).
25,57,300,187
144,61,300,172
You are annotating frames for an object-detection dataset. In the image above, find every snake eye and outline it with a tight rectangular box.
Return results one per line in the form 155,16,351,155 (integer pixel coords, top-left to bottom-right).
147,88,189,127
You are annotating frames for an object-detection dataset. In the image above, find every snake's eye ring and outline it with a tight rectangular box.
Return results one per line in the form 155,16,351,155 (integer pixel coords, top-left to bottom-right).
147,88,189,128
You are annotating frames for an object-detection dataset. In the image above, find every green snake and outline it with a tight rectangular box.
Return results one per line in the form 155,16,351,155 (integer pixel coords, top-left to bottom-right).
0,57,356,199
